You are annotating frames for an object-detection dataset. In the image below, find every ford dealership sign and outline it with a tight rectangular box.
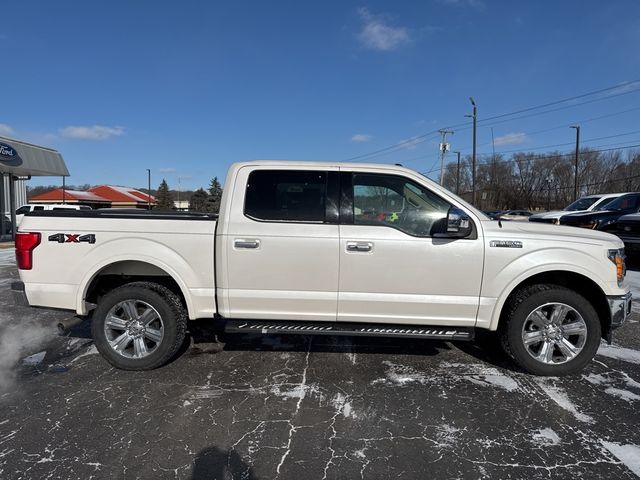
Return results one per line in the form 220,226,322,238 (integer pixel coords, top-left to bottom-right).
0,142,22,167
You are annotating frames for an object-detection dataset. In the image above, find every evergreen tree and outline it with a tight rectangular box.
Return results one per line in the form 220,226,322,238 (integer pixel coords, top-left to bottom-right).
206,177,223,213
189,188,209,212
156,179,175,210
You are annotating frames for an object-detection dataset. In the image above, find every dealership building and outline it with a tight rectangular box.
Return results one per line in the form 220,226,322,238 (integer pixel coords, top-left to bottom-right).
0,136,69,241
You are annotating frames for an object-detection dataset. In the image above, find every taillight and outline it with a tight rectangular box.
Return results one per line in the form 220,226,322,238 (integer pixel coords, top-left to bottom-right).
15,232,41,270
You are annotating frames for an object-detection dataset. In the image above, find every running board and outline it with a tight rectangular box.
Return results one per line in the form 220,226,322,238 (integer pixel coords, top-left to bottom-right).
224,319,474,341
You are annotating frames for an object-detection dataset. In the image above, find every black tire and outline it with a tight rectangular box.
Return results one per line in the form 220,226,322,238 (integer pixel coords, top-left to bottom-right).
500,284,601,376
91,282,187,370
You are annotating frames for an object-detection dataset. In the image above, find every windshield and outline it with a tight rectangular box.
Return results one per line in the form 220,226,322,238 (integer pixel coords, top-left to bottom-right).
600,195,637,211
593,196,621,211
564,197,599,211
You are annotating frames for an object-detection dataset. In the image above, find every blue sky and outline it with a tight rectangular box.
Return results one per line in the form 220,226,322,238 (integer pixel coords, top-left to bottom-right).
2,0,640,190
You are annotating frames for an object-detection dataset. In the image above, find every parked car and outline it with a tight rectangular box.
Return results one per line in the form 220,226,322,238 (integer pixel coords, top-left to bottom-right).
12,161,631,376
499,210,533,221
529,193,625,224
607,213,640,255
482,210,502,220
559,193,640,230
16,204,92,226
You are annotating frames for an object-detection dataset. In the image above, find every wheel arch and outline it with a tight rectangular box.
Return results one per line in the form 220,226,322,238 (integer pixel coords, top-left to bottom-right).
493,270,610,340
77,257,193,319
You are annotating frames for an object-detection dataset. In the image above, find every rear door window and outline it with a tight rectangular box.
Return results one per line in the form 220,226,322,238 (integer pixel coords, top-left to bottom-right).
245,170,327,223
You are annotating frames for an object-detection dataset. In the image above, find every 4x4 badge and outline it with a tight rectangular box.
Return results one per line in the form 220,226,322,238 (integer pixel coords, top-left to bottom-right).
48,233,96,244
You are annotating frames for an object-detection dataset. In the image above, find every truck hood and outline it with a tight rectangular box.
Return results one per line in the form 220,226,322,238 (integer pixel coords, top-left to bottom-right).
481,218,623,247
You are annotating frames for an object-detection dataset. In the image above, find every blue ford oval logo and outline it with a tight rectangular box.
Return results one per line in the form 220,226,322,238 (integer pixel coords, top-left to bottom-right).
0,142,22,167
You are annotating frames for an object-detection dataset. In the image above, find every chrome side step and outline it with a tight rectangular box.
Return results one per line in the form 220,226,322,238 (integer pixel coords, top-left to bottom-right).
224,319,474,341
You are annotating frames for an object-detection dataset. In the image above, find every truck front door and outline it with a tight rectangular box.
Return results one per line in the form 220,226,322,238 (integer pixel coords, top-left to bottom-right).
337,170,483,326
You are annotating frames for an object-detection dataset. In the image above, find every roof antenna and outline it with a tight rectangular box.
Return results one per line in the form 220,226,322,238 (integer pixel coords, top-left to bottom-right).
498,217,503,228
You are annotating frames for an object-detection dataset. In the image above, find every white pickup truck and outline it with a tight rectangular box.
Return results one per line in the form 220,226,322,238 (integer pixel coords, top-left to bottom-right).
12,161,632,375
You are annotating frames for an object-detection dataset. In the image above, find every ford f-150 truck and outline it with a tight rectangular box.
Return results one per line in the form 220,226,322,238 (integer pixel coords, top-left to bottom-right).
12,161,632,375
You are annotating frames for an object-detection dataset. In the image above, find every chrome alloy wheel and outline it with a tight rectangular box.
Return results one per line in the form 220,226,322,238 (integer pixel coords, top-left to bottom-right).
521,302,587,365
103,300,164,359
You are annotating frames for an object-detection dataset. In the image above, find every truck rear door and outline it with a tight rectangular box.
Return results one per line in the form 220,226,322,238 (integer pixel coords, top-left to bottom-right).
219,166,340,321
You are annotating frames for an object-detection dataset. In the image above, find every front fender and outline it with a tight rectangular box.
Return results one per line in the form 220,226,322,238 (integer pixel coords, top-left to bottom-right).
479,247,616,331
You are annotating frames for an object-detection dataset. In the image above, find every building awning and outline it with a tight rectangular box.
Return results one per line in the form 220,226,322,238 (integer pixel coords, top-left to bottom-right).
0,136,69,177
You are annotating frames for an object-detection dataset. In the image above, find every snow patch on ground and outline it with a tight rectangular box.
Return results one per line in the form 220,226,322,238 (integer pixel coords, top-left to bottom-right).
604,387,640,402
440,362,519,391
601,441,640,476
372,361,519,392
584,372,640,403
0,250,14,266
22,351,46,366
372,361,428,385
68,345,98,364
434,424,461,448
532,427,561,446
331,392,356,418
270,383,319,401
597,343,640,364
535,379,594,424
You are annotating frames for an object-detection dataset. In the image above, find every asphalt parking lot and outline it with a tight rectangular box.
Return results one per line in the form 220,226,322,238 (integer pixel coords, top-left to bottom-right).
1,248,639,479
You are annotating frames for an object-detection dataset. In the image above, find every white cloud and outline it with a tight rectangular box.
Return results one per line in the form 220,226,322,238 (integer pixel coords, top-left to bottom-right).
357,8,411,51
0,123,14,136
351,134,373,143
159,168,176,173
438,0,485,8
60,125,125,140
494,132,527,146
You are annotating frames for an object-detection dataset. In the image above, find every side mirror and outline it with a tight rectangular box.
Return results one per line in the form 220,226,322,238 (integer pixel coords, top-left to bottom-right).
446,207,472,238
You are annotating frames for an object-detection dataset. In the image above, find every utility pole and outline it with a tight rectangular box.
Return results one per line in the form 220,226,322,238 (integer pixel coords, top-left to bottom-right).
177,176,187,211
465,97,477,205
62,176,66,205
146,169,151,210
453,151,461,195
570,125,580,201
438,129,454,186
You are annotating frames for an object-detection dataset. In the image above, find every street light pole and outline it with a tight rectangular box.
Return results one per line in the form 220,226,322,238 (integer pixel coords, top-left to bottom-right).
570,125,580,201
465,97,477,205
146,169,151,210
453,151,461,195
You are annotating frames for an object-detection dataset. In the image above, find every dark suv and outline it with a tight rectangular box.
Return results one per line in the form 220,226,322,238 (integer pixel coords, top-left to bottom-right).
559,193,640,230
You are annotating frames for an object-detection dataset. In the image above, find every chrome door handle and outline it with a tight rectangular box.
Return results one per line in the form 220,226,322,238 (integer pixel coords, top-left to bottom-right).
346,242,373,252
234,239,260,249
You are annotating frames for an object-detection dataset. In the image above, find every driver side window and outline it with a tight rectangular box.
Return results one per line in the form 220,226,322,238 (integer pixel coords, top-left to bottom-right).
352,173,451,237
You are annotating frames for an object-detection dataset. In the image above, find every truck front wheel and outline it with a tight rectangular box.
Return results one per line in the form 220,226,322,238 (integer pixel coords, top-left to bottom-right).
501,284,601,376
91,282,187,370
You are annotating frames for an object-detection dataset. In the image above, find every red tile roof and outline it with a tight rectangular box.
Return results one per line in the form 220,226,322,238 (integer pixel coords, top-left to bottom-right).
30,189,109,202
88,185,155,203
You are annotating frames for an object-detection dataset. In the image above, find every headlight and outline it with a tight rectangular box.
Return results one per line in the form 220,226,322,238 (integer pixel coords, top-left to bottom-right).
608,248,626,287
579,220,598,229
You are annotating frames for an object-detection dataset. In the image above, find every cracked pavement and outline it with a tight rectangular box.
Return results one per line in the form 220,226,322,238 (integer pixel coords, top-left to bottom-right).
1,249,639,479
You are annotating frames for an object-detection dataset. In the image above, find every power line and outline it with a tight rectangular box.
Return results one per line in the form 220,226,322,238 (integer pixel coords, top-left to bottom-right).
473,129,640,156
344,79,640,163
421,142,640,176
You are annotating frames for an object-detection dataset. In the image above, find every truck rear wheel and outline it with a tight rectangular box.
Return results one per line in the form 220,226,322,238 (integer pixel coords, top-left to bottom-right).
501,284,601,376
91,282,187,370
